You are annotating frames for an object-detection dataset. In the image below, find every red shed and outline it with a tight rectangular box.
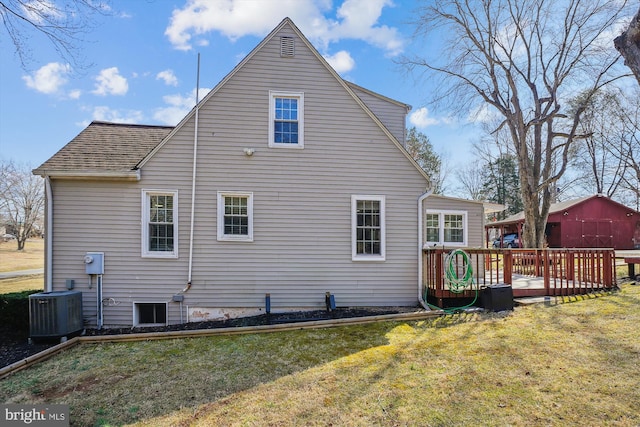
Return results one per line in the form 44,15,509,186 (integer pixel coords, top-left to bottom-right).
485,195,640,249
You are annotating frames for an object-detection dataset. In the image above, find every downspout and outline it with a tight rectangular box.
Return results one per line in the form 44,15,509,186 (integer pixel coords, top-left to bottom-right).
45,176,53,292
417,190,433,310
186,53,201,292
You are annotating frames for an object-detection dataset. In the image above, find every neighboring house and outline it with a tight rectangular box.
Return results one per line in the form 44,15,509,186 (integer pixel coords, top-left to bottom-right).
485,194,640,249
34,18,485,328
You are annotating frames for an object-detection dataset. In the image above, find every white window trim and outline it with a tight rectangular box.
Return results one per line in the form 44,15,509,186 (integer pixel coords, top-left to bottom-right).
133,301,168,327
424,209,468,247
268,90,304,149
141,189,178,258
217,191,254,242
351,195,386,262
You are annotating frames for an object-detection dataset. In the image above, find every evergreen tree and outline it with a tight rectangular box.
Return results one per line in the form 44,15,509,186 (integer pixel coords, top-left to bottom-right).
482,155,522,220
406,127,445,194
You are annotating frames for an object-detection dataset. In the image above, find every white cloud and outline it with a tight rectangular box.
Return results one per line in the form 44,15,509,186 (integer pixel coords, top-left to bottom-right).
153,88,211,125
68,89,82,100
409,107,439,128
323,50,355,73
331,0,402,56
164,0,403,56
91,106,143,123
22,62,71,94
156,69,179,86
92,67,128,96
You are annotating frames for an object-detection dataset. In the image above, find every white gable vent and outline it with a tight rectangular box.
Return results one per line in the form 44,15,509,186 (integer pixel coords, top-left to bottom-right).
280,37,295,57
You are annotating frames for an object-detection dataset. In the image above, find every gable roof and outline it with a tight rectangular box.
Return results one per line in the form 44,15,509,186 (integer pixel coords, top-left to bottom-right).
344,81,412,112
137,17,429,182
487,194,638,226
34,18,429,185
33,121,173,180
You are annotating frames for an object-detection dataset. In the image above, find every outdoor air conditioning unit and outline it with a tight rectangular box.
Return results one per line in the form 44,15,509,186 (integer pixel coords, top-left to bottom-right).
29,290,83,340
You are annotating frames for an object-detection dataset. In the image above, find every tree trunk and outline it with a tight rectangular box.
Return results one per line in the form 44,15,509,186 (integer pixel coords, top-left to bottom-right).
615,7,640,86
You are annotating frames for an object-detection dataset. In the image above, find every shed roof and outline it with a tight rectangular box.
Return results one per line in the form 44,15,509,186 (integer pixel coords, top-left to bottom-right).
33,121,173,179
486,195,636,227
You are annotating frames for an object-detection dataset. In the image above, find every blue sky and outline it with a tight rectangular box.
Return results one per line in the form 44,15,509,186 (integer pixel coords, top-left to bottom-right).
0,0,480,170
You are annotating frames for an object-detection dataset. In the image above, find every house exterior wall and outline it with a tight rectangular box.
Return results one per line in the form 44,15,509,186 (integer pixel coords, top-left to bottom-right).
347,85,408,146
47,22,431,327
422,195,485,248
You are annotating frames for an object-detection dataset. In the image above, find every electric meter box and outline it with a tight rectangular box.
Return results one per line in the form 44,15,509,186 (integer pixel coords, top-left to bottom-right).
84,252,104,275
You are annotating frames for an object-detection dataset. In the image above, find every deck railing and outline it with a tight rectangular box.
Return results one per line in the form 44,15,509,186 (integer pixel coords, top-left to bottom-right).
423,248,617,307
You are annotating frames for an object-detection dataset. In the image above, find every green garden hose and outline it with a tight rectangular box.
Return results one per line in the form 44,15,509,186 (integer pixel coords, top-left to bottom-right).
430,249,478,312
444,249,475,293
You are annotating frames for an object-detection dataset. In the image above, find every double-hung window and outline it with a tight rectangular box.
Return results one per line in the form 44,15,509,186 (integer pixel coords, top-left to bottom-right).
352,195,385,261
424,210,467,247
142,190,178,258
269,91,304,148
217,192,253,241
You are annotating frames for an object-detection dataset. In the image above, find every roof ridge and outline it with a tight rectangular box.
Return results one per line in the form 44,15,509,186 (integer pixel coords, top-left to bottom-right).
90,120,174,129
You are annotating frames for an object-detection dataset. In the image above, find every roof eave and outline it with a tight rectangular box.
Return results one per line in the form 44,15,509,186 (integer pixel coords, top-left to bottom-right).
33,169,141,181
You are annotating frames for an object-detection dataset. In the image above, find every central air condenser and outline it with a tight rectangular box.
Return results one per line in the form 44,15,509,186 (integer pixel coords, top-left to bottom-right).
29,290,83,340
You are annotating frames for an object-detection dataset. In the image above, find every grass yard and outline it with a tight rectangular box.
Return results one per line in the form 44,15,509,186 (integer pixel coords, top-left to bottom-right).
0,239,44,293
0,239,44,272
1,284,639,426
0,275,43,294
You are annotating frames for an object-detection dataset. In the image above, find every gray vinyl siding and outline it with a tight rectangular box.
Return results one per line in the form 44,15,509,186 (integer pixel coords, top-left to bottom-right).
423,195,485,248
348,85,408,146
48,23,431,327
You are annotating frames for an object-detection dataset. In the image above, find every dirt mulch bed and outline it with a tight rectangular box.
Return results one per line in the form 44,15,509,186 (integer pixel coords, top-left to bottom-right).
1,306,424,369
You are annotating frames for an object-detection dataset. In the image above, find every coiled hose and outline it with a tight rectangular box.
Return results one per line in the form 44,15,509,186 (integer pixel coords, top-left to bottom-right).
430,249,478,312
444,249,474,293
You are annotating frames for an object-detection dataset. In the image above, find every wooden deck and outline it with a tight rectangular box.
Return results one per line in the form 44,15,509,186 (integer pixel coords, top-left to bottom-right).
423,248,617,308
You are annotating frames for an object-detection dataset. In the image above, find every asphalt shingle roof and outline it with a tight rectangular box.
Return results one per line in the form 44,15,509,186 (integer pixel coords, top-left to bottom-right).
33,121,173,175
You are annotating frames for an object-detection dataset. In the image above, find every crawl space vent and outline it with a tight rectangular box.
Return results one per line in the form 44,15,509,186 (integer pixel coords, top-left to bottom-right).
280,37,295,57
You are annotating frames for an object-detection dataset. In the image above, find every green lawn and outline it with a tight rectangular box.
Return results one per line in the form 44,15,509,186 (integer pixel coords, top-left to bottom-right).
0,239,44,293
1,283,639,426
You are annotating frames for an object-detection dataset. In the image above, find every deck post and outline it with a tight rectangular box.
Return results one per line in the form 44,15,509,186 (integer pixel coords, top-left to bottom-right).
435,250,444,306
603,250,613,288
503,251,512,285
566,251,574,282
543,250,550,295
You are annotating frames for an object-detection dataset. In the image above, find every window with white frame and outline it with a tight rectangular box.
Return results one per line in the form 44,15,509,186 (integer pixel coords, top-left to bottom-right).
217,192,254,241
269,91,304,148
352,195,385,261
424,210,467,246
142,190,178,258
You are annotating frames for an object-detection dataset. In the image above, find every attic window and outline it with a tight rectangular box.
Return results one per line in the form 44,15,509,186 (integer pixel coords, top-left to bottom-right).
269,91,304,148
280,37,295,57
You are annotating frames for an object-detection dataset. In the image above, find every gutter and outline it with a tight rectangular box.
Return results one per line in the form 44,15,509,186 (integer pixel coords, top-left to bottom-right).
33,170,141,181
45,176,53,292
417,190,434,310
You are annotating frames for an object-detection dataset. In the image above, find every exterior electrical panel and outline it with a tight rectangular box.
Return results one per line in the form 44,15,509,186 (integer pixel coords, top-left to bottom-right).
84,252,104,275
29,290,84,339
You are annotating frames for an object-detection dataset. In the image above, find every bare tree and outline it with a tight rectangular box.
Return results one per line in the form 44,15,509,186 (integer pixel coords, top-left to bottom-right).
404,0,633,247
615,7,640,85
570,88,629,198
0,0,109,69
613,87,640,208
0,160,44,250
454,162,486,200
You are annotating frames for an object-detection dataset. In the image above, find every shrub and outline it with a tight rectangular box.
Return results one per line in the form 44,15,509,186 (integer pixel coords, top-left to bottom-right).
0,290,40,340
